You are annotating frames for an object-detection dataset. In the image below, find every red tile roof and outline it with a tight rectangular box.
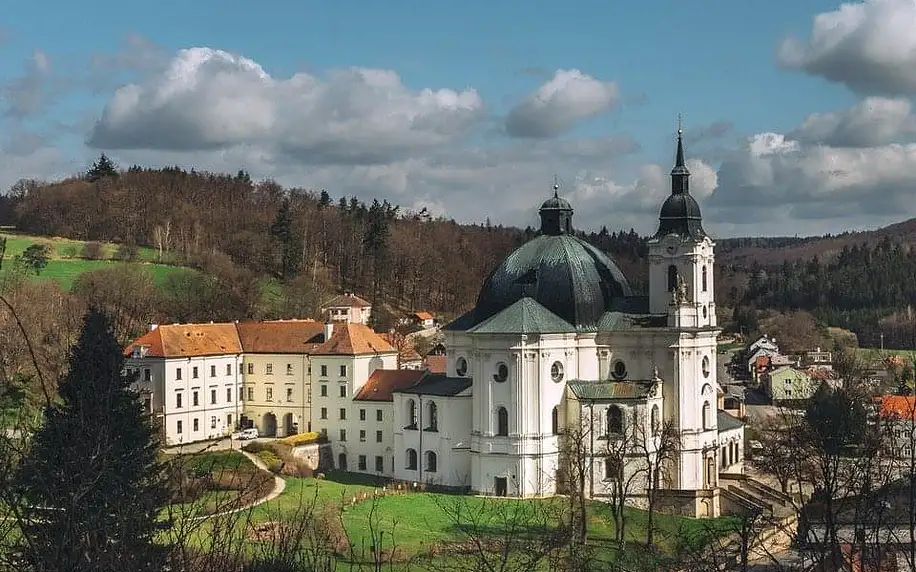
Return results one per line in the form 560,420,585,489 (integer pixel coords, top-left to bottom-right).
321,293,371,308
354,369,427,402
124,323,242,358
879,395,916,421
236,319,325,353
414,311,434,321
310,323,396,356
424,354,447,374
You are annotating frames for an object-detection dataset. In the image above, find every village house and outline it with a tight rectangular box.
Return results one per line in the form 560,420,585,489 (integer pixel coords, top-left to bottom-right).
320,292,372,325
125,323,243,446
236,319,325,437
412,311,437,329
761,365,818,403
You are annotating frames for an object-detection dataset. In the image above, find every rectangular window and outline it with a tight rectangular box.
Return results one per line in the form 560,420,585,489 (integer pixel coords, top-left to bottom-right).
247,363,254,375
339,429,347,442
176,368,182,380
210,365,216,377
226,364,232,376
227,414,232,427
193,391,199,407
358,455,367,471
176,393,182,409
210,389,216,404
320,428,328,438
375,456,384,472
143,368,151,382
376,410,383,422
376,430,382,443
247,387,254,401
177,420,183,434
286,364,293,376
339,385,347,398
210,416,217,429
286,387,293,402
266,364,273,375
320,407,328,420
266,387,273,401
320,365,328,377
193,418,199,432
339,408,346,420
321,385,328,397
359,430,366,442
192,366,199,379
339,365,347,377
226,387,232,402
359,409,366,421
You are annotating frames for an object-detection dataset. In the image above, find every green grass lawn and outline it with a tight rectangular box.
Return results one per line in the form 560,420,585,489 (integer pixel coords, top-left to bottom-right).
856,347,916,363
33,260,192,291
1,232,160,262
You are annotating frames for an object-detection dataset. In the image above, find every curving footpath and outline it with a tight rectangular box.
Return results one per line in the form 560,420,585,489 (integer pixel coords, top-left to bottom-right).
187,450,286,521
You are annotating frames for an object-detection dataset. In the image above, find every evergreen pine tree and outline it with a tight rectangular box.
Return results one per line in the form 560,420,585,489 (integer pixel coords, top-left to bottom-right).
14,308,169,571
86,154,119,182
270,197,302,279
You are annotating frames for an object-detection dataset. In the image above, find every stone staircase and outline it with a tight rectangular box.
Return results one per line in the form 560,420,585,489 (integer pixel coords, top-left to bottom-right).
719,473,800,562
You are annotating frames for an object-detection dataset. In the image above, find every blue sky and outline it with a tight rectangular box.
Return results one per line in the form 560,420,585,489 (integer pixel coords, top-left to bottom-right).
2,0,916,237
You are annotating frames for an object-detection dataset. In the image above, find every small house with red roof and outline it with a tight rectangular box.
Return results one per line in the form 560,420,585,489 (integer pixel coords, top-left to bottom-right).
320,292,372,325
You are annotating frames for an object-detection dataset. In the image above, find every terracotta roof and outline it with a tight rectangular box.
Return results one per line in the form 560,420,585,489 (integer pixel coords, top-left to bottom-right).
379,333,423,362
424,354,447,374
321,293,371,309
237,319,325,353
414,311,434,321
311,323,396,356
354,369,427,402
879,396,916,421
124,323,242,358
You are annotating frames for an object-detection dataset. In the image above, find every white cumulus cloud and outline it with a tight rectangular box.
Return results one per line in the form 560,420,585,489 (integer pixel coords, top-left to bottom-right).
790,97,916,147
89,47,485,165
778,0,916,95
505,69,619,138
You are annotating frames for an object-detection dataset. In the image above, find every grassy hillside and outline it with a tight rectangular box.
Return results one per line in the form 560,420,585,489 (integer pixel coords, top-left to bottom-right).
1,232,191,291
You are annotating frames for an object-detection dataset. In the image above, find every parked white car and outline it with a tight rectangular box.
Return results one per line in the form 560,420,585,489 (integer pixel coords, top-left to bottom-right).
232,428,259,440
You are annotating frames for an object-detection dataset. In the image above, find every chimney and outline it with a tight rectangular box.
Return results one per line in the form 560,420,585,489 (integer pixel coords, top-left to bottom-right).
150,323,159,331
324,322,334,342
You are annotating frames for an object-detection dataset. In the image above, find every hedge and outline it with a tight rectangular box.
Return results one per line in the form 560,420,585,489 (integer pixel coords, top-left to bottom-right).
278,431,322,447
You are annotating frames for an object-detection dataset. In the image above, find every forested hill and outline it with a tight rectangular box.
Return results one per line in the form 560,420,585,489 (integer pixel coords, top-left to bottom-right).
0,163,648,319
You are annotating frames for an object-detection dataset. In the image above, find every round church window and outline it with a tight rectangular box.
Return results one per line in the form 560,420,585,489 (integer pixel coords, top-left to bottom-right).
611,360,627,380
702,356,710,378
551,361,564,383
493,362,509,383
456,357,468,377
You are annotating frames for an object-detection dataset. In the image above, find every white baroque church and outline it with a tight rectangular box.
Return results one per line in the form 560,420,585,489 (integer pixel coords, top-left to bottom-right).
392,129,744,517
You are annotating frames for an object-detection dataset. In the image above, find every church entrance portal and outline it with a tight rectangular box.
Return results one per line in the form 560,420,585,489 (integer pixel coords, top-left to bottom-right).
494,477,508,497
263,413,277,437
283,413,295,436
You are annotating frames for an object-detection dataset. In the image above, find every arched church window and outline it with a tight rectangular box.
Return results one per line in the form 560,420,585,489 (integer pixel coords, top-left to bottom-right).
702,265,708,292
405,449,417,470
651,404,660,436
667,265,678,292
427,401,438,431
406,399,417,428
702,356,710,378
611,360,627,380
551,361,564,383
552,406,559,435
426,451,438,472
493,362,509,383
456,357,468,377
607,406,623,435
496,407,509,436
702,401,711,430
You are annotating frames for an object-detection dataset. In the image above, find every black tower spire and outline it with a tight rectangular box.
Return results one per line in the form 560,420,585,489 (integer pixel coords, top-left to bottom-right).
655,118,707,239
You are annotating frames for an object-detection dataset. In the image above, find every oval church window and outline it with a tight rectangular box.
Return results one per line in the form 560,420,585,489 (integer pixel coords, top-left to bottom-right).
551,361,564,383
456,357,468,377
702,356,710,378
611,360,627,380
493,362,509,383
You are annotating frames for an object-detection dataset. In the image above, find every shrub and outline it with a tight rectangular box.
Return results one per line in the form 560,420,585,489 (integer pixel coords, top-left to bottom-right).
241,441,272,454
113,242,139,261
82,241,104,260
61,245,78,259
256,450,283,474
278,431,321,446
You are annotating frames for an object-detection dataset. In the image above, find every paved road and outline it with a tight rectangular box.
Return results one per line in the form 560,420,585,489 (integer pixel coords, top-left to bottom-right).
161,436,276,455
